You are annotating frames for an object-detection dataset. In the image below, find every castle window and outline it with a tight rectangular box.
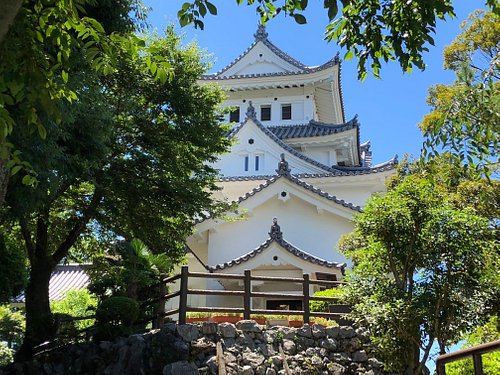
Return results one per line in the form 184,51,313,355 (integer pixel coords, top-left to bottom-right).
244,156,249,172
281,104,291,120
255,155,260,171
260,105,271,121
229,107,240,122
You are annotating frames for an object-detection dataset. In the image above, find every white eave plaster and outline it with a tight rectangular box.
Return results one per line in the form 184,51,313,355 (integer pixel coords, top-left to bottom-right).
194,174,359,234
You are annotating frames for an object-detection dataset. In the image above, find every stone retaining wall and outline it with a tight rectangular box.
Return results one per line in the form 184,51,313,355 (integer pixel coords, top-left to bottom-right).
2,321,392,375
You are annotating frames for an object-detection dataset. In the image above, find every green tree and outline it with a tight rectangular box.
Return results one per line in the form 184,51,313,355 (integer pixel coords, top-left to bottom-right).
339,160,499,374
0,0,149,206
50,289,97,340
177,1,499,79
4,27,230,359
420,10,499,177
0,230,27,303
87,239,173,304
0,305,24,351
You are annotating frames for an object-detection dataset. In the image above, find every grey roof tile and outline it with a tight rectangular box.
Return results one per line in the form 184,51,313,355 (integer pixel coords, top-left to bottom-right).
268,117,359,140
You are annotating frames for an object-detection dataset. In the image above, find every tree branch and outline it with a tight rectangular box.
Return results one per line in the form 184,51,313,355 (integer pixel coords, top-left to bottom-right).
51,187,104,264
20,219,34,262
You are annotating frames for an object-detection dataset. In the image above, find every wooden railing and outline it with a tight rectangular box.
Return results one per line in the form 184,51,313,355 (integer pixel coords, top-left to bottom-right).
436,339,500,375
158,265,347,326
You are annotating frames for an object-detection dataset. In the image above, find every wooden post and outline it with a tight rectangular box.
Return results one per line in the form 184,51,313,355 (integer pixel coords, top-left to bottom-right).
244,270,251,320
178,265,189,325
472,354,483,375
303,273,310,324
436,363,446,375
155,273,167,328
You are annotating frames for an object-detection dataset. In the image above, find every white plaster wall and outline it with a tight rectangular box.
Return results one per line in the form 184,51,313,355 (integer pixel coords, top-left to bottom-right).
213,120,330,176
207,193,353,269
223,96,313,126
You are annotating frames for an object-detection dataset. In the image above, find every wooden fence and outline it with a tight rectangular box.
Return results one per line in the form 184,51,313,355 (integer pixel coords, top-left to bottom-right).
157,265,347,326
436,339,500,375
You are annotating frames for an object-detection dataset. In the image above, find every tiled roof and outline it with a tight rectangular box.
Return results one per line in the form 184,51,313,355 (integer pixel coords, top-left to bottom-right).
200,58,339,81
208,218,346,272
195,157,362,224
268,117,358,140
15,264,89,302
230,107,340,174
201,25,340,81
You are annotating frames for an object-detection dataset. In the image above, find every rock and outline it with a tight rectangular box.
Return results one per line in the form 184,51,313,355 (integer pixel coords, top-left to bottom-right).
236,320,261,332
368,357,384,369
352,350,368,362
218,322,237,338
177,324,199,342
266,368,277,375
201,322,218,335
296,324,312,338
326,363,346,375
338,326,355,339
163,360,200,375
241,365,255,375
342,337,362,352
319,338,337,351
325,326,340,338
243,351,265,368
282,339,296,355
311,325,327,338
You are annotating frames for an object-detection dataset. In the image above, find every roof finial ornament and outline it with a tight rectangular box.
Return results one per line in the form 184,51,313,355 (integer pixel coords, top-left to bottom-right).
254,23,268,42
276,153,291,176
334,51,341,64
246,101,257,120
269,217,282,240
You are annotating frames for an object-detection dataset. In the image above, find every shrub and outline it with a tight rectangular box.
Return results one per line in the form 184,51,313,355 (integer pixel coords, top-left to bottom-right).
310,288,345,312
96,296,139,326
0,342,13,367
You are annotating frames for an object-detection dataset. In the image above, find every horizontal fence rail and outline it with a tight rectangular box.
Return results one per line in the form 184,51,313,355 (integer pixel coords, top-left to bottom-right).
436,339,500,375
158,265,348,326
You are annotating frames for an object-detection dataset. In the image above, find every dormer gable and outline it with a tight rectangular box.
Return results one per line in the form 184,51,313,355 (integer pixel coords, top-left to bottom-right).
214,25,307,78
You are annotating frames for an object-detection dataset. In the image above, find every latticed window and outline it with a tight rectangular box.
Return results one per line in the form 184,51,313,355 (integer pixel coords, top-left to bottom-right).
229,107,240,122
260,105,271,121
281,104,291,120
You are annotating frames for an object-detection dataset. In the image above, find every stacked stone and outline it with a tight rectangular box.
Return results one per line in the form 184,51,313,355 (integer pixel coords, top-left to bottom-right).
1,321,390,375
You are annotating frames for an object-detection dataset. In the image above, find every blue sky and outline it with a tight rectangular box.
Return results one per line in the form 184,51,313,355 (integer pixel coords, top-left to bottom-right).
143,0,486,166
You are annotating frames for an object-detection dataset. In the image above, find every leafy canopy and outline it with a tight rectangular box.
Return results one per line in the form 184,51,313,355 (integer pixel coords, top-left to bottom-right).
340,158,499,374
420,10,499,178
177,1,499,79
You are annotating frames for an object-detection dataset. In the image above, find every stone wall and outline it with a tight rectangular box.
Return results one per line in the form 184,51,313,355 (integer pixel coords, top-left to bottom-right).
1,321,392,375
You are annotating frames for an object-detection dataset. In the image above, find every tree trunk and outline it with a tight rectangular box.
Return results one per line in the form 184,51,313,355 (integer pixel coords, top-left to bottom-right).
0,160,8,208
14,255,56,361
0,0,22,45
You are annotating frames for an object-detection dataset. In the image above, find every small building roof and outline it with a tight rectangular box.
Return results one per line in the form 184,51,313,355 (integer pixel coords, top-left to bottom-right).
14,264,89,303
268,117,359,140
208,218,346,273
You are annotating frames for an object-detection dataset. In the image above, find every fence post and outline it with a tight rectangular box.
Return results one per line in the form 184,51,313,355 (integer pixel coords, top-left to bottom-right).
436,362,446,375
244,269,251,320
178,265,189,325
472,354,483,375
303,273,310,324
155,273,167,328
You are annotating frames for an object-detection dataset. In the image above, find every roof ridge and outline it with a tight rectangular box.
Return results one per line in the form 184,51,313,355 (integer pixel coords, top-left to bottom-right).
230,108,340,174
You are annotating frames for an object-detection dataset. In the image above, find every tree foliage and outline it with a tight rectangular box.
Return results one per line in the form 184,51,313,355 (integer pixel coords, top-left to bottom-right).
3,25,230,359
420,10,499,177
339,158,499,374
177,0,499,79
0,0,150,206
0,230,27,303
